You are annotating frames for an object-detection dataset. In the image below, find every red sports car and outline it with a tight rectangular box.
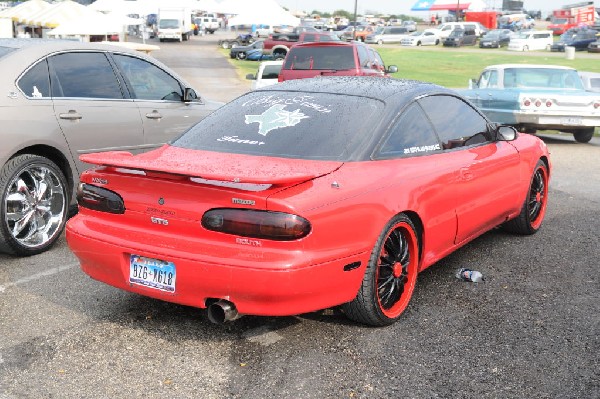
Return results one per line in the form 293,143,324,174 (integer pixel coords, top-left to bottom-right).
66,77,551,326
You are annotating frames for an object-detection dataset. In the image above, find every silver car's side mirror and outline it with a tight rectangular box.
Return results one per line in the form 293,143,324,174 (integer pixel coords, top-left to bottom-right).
468,78,478,89
387,65,398,74
184,87,199,103
497,125,517,141
246,73,256,80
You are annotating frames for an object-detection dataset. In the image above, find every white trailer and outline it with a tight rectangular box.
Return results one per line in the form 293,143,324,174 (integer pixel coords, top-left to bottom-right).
157,8,193,42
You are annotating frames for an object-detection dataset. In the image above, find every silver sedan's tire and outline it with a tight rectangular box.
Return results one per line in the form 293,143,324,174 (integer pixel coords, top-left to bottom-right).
0,154,68,256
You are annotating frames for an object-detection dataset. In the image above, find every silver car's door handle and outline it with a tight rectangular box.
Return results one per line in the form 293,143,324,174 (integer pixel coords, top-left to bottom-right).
59,110,82,120
145,110,163,120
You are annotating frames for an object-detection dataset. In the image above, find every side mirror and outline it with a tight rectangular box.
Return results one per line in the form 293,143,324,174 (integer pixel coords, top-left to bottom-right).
497,125,517,141
246,73,256,80
468,78,478,89
387,65,398,74
183,87,199,103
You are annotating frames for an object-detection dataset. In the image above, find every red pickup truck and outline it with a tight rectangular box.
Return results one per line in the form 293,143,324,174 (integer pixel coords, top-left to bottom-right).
263,31,341,60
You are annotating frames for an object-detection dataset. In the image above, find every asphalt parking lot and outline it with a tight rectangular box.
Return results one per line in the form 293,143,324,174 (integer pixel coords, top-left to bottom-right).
0,33,598,398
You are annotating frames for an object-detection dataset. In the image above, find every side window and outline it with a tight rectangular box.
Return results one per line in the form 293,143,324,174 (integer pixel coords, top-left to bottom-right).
370,49,385,71
48,52,124,99
356,45,371,68
419,95,490,149
303,34,316,42
113,54,183,101
17,59,50,98
377,102,441,158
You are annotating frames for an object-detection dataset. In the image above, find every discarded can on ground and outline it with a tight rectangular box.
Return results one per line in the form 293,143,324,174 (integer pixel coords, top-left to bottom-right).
456,268,484,282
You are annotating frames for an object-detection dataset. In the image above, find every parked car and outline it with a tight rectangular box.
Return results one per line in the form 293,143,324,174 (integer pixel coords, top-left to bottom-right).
434,22,482,39
588,34,600,52
0,39,221,256
254,24,273,38
365,26,410,44
66,76,551,327
245,48,273,61
479,29,513,48
342,24,375,42
507,30,553,51
278,41,397,82
245,60,283,90
579,71,600,92
551,28,598,51
400,29,440,46
461,64,600,143
401,20,417,32
229,40,263,60
443,28,477,47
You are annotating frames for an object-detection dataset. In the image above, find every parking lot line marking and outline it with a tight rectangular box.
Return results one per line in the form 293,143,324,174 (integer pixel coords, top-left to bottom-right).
0,262,78,293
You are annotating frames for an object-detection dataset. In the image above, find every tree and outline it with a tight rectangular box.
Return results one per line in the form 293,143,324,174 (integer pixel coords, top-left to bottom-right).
332,9,352,19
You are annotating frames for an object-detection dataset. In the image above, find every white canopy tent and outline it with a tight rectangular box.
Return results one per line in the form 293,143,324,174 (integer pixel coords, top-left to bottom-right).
46,12,142,38
0,0,51,21
24,0,98,28
226,0,299,27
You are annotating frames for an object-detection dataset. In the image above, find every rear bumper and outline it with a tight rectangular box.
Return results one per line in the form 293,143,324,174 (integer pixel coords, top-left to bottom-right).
481,108,600,130
66,217,368,316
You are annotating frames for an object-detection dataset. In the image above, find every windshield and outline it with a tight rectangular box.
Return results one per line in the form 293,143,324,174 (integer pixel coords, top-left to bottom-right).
449,30,464,38
410,31,421,37
159,19,180,29
283,46,356,71
374,27,385,34
503,68,584,90
484,31,501,38
172,91,384,161
552,18,569,24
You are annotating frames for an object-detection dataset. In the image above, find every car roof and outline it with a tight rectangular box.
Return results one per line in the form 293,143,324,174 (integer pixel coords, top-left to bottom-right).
291,41,362,48
485,64,576,71
257,76,452,104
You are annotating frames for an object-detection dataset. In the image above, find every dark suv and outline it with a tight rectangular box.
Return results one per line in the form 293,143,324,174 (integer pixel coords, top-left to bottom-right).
443,28,478,47
278,41,397,82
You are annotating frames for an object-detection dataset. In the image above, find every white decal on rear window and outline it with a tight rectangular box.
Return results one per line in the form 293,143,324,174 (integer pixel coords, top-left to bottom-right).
242,95,331,113
245,104,309,136
403,144,441,154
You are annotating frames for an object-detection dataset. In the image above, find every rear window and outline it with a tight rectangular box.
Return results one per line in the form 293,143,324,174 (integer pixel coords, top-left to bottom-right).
283,46,355,71
172,91,383,161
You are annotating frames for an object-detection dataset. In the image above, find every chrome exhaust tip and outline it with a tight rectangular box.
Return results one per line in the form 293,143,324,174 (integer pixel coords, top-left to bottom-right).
207,300,240,324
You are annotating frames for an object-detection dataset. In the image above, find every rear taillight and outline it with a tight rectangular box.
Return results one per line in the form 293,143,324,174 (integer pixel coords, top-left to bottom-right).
202,208,311,241
77,183,125,214
594,101,600,109
523,98,531,107
545,100,552,107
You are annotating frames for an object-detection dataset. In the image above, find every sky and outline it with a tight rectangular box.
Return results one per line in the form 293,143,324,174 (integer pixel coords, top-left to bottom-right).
275,0,586,17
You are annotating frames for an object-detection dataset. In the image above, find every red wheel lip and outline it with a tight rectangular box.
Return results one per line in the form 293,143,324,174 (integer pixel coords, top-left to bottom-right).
375,221,419,319
530,165,548,230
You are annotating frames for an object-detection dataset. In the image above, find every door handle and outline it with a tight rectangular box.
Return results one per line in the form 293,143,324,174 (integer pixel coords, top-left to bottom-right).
59,110,82,120
145,110,163,120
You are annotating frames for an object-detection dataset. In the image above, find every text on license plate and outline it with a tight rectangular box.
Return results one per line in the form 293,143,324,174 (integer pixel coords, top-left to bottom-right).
561,117,583,126
129,255,176,292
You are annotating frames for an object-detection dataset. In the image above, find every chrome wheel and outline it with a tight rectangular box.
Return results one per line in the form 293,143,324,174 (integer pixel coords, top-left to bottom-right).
1,155,68,255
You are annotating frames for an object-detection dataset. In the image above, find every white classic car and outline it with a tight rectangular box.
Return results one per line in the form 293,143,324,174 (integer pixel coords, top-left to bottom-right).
460,64,600,143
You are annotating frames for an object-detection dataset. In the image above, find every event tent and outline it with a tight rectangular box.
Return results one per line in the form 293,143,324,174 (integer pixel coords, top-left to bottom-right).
411,0,488,12
46,12,142,37
226,0,299,27
24,0,98,28
0,0,51,21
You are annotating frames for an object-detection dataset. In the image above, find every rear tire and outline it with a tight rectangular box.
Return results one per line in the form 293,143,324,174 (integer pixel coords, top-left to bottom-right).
342,214,419,326
523,45,529,51
573,128,595,143
236,52,247,60
0,155,68,256
502,160,548,235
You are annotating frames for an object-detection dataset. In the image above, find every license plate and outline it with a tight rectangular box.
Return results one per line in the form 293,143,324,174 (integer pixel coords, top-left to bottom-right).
129,255,176,292
562,117,583,126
